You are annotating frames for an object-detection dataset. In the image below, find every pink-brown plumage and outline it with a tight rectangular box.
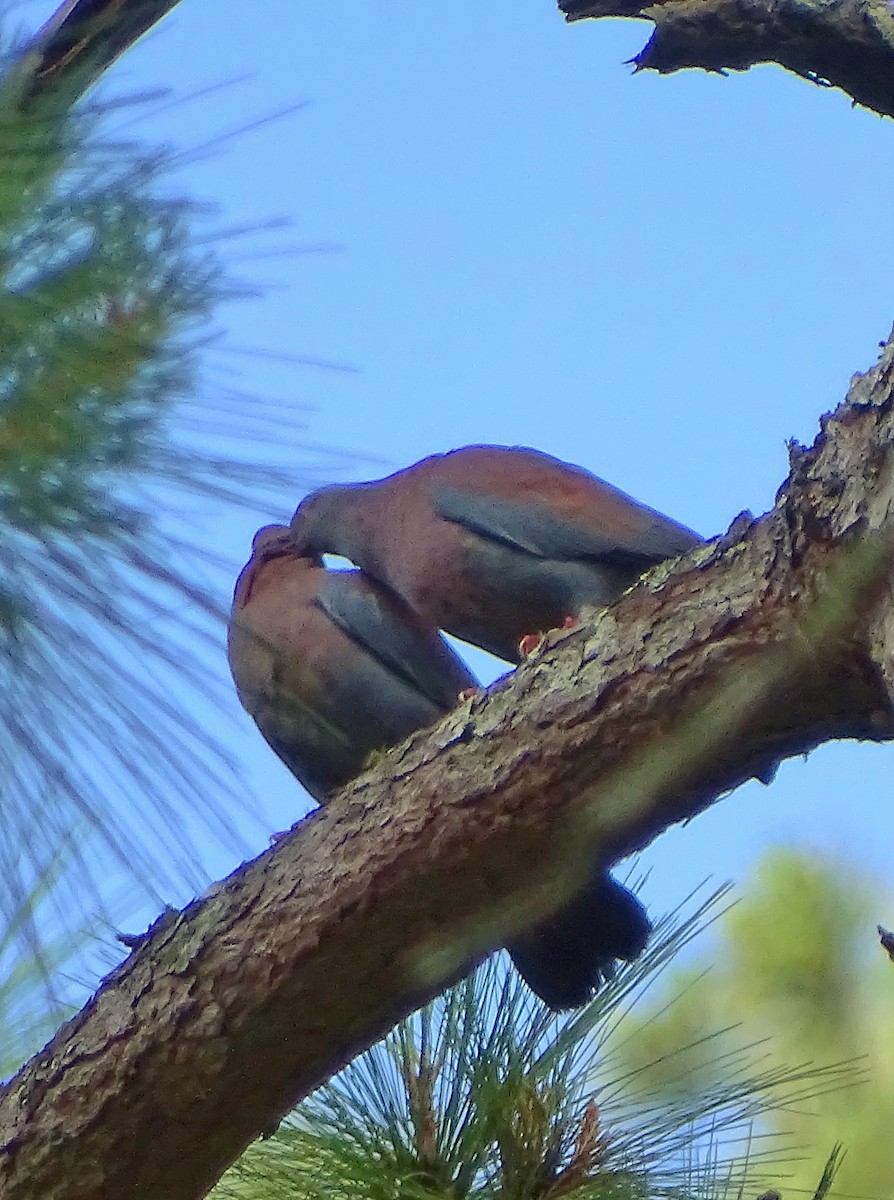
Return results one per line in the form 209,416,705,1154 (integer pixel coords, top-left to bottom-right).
227,525,475,801
290,445,700,661
228,516,654,1009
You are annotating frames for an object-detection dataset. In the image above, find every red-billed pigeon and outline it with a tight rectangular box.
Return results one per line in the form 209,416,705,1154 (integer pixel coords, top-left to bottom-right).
508,870,650,1009
227,524,476,800
289,444,701,662
228,524,651,1008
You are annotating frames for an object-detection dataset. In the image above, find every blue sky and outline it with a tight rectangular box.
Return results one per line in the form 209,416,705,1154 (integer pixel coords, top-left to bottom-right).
15,2,894,945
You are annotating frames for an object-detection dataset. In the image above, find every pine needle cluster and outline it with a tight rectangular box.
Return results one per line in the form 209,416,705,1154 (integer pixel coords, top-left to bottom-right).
0,32,322,960
216,889,850,1200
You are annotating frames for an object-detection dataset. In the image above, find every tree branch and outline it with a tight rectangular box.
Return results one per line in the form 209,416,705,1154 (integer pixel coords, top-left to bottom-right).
10,0,184,109
4,333,894,1197
559,0,894,121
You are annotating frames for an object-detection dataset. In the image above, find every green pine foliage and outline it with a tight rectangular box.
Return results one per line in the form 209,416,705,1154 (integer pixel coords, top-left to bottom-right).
609,848,893,1197
215,889,851,1200
0,833,90,1076
0,34,320,961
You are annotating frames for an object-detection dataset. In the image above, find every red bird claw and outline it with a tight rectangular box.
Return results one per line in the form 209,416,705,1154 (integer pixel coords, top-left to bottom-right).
561,615,580,630
518,632,545,657
458,686,480,702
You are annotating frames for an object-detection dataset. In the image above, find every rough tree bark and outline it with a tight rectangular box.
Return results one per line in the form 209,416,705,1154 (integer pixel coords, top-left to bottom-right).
560,0,894,121
11,0,184,108
3,2,893,1199
2,326,894,1198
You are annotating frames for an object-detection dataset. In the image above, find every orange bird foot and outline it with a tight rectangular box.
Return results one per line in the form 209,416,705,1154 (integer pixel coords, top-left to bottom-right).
519,616,579,658
518,632,545,657
458,686,480,702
